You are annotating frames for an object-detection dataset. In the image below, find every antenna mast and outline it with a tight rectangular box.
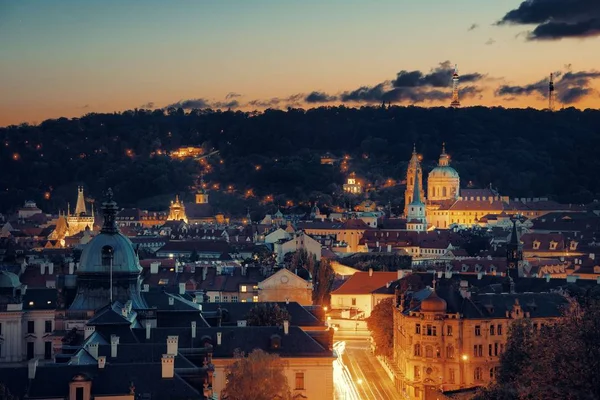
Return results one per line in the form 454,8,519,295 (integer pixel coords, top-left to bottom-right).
548,73,555,112
450,64,461,108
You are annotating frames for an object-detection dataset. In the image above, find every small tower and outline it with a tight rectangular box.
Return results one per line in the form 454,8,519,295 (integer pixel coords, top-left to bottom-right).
548,73,555,112
195,174,209,204
450,65,461,108
75,186,87,216
406,169,427,232
167,195,188,223
507,217,523,281
404,145,425,216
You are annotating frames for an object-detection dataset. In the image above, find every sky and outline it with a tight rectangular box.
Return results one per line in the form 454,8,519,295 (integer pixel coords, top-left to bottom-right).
1,0,599,126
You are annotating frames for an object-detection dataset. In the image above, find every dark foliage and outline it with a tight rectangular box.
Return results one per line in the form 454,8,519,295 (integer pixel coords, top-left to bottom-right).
245,303,291,327
365,298,394,358
2,106,599,214
342,253,412,271
0,383,18,400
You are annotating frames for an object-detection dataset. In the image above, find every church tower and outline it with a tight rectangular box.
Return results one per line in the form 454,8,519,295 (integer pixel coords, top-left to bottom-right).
406,168,427,232
195,175,209,204
75,186,87,216
404,145,425,216
507,217,523,281
167,195,188,223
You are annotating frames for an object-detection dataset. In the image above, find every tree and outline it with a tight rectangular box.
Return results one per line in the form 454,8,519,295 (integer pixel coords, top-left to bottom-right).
0,383,17,400
222,349,291,400
313,258,335,305
476,299,600,400
365,298,394,358
245,303,291,327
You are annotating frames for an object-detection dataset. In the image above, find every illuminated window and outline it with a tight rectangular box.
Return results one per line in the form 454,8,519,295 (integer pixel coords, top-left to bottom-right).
295,372,305,390
414,366,420,379
415,324,421,334
158,279,169,285
253,285,259,290
253,295,259,302
446,325,453,336
241,285,247,293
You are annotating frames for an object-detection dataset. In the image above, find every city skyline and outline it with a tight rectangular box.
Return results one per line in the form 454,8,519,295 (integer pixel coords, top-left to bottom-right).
1,0,600,126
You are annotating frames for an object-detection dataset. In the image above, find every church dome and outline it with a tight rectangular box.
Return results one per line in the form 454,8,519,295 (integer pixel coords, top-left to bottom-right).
420,291,447,313
78,233,142,274
428,165,460,179
0,271,21,288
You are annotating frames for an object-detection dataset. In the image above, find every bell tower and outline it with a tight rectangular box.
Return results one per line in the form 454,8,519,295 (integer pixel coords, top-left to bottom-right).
507,217,523,281
404,145,425,216
195,175,209,204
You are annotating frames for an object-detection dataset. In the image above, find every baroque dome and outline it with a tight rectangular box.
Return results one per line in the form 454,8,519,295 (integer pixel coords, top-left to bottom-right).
420,291,447,313
78,232,142,274
428,165,460,179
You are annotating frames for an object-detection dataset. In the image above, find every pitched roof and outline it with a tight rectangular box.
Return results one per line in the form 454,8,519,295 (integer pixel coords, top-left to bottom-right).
331,271,398,295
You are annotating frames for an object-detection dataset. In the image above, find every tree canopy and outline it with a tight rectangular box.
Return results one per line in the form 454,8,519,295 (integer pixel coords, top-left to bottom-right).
475,299,600,400
245,303,291,327
365,297,394,358
222,349,291,400
2,106,600,215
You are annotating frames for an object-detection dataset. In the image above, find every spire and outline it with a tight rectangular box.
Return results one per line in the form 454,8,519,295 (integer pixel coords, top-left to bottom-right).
67,202,70,217
441,142,446,155
438,143,450,167
101,188,119,234
75,186,87,216
509,217,520,245
410,168,424,205
412,143,417,155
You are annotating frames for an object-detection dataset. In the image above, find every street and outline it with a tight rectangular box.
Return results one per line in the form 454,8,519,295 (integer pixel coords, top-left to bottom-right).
334,339,401,400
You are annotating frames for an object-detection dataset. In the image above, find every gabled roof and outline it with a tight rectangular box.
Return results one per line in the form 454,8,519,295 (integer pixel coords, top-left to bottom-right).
331,271,398,295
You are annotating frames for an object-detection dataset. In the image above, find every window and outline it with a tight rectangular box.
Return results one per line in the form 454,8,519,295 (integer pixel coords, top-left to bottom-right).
253,295,259,302
474,325,481,336
473,344,482,357
494,342,499,356
101,245,114,267
45,320,52,333
415,324,421,334
223,296,229,302
436,346,441,358
446,345,454,359
490,325,495,336
489,344,493,357
449,368,456,383
446,325,453,336
351,298,357,306
158,278,169,285
76,387,84,400
414,344,421,357
414,366,420,379
425,346,433,358
497,324,503,335
27,321,35,334
44,341,52,359
474,367,483,381
426,325,437,336
241,285,247,293
295,372,305,390
232,296,238,302
253,285,259,290
214,296,220,302
490,367,499,379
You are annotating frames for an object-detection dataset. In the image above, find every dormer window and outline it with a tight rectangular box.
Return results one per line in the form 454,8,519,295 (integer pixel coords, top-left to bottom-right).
101,246,114,267
533,241,540,250
549,241,558,250
570,241,578,251
270,334,281,350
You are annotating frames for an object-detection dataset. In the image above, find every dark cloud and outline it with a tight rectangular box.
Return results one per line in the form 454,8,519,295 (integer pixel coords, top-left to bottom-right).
495,69,600,104
167,98,211,109
225,92,242,99
392,61,485,88
340,83,388,103
485,38,496,45
497,0,600,40
305,91,338,103
212,100,240,109
468,23,479,31
139,102,155,109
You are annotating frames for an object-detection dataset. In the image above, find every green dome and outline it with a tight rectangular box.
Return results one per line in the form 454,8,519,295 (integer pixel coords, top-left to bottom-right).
429,166,460,179
78,232,142,274
0,271,21,288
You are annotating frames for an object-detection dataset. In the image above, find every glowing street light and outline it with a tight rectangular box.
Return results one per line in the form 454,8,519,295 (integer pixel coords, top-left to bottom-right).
462,354,468,361
356,379,363,385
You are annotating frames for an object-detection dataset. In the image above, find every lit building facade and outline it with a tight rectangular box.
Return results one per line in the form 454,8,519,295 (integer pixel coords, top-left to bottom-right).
167,195,188,223
343,173,362,194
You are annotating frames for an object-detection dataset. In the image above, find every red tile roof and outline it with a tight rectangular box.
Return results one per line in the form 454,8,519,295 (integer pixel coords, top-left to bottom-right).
331,271,398,295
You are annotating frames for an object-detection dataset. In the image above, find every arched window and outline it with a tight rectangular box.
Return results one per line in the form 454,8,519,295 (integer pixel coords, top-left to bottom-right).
414,344,421,357
446,345,454,359
101,246,114,267
490,367,499,379
442,187,447,197
474,367,483,381
425,346,433,358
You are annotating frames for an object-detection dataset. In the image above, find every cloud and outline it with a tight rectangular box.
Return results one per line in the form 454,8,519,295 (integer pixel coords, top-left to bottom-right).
167,98,211,109
495,69,600,104
225,92,242,99
139,102,155,109
305,91,338,103
212,100,240,109
468,23,479,31
485,38,496,45
497,0,600,40
391,61,485,89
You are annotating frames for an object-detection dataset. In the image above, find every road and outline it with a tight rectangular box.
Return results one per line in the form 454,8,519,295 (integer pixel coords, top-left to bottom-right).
334,339,401,400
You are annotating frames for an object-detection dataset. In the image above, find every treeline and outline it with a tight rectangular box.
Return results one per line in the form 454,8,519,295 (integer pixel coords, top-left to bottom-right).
1,106,599,214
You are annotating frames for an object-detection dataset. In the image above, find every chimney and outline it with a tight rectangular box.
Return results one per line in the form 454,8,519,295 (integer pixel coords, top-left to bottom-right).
191,321,197,339
167,335,179,355
48,262,54,275
217,332,222,346
397,270,405,280
84,325,95,340
98,356,106,369
437,271,443,279
68,262,75,275
545,274,551,283
369,268,373,277
110,335,119,358
40,263,46,275
387,244,392,253
237,320,247,327
150,262,160,274
477,272,483,280
28,358,38,379
179,282,186,295
88,342,99,359
143,283,150,292
161,354,175,378
283,320,290,335
590,253,595,261
168,296,175,306
202,266,208,281
459,281,470,298
146,321,151,340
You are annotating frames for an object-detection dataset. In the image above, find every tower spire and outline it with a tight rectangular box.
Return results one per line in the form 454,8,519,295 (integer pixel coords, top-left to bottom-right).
410,168,423,205
75,186,87,216
450,65,461,108
101,188,119,234
548,72,555,111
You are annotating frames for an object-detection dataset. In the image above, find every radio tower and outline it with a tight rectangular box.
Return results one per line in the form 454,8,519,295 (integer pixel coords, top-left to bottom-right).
450,64,461,108
548,73,555,111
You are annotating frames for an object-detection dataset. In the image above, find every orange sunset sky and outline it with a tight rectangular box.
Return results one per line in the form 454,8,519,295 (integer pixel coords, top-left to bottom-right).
1,0,599,127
